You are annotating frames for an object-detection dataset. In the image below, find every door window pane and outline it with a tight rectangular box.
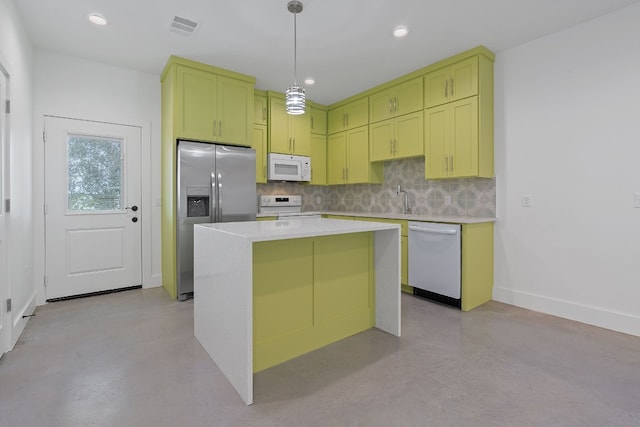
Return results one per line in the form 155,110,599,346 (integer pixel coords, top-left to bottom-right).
67,135,123,211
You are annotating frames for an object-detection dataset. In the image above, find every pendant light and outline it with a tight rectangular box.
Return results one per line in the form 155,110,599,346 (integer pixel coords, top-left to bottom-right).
285,0,305,115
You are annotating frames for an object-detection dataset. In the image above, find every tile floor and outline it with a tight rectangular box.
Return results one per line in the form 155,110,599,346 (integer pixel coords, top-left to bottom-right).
0,288,638,427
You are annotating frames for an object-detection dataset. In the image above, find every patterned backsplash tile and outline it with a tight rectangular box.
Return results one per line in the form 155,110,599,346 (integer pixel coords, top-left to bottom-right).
258,157,496,217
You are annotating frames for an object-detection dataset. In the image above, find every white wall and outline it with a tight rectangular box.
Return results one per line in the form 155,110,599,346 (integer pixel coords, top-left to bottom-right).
32,51,162,304
494,3,640,336
0,0,36,347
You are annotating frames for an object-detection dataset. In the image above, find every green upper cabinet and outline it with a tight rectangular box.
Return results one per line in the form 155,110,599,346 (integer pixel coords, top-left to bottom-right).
327,97,369,134
370,111,423,162
424,56,478,109
425,97,479,179
254,91,268,125
327,126,383,185
309,104,327,135
310,133,327,185
424,49,493,179
268,93,311,156
175,63,253,146
369,77,423,123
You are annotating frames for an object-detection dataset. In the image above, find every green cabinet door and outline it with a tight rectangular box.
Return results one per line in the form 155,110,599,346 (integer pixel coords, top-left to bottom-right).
425,97,478,179
346,126,370,183
370,111,423,162
395,111,424,158
328,97,369,134
424,104,449,179
369,119,394,162
310,133,327,185
450,97,479,178
310,105,327,135
252,125,268,183
424,57,478,108
176,65,217,140
369,77,423,123
254,92,267,125
217,76,253,145
327,132,347,184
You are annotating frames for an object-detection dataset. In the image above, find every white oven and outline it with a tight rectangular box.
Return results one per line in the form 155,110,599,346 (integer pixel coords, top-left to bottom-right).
267,153,311,182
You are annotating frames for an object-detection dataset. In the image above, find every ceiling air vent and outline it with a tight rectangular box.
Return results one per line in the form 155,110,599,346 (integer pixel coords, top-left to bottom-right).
168,16,200,37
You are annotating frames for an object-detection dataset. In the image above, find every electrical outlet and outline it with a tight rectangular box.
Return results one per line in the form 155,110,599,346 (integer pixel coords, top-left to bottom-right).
444,195,451,206
522,194,533,207
315,196,322,205
634,193,640,208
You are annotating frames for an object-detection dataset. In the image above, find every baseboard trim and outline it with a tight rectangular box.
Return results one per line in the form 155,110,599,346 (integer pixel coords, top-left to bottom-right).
493,286,640,337
11,291,37,349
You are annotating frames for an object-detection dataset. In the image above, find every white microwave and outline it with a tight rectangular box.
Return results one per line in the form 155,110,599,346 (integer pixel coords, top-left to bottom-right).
267,153,311,182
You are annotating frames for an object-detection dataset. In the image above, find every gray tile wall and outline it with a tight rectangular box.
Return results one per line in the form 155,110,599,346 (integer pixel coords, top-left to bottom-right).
257,157,496,217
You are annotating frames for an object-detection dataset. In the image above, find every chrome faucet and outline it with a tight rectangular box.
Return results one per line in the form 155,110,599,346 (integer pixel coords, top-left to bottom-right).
396,184,410,214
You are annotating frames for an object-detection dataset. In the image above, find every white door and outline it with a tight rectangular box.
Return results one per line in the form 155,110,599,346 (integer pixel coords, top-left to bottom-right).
0,67,9,355
44,117,142,300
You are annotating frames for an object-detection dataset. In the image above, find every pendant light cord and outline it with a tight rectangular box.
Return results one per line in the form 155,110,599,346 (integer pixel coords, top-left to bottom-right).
293,9,298,84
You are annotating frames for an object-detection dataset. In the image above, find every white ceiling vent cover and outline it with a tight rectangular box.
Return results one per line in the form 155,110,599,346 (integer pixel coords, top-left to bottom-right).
168,16,200,37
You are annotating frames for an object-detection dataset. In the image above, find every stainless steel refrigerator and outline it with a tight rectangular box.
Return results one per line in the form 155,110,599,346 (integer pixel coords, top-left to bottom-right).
177,140,256,301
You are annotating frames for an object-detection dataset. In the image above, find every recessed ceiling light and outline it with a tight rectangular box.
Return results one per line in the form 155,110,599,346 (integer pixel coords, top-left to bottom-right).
393,26,408,38
88,14,108,26
304,78,316,86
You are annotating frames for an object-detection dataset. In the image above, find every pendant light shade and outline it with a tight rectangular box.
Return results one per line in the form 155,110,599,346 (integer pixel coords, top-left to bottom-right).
286,1,305,115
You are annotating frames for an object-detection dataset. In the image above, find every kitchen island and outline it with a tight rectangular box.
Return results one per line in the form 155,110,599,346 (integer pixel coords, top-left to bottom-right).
193,218,401,405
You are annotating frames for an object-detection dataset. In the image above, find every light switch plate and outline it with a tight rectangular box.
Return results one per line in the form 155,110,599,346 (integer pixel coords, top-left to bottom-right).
522,194,533,207
444,195,451,206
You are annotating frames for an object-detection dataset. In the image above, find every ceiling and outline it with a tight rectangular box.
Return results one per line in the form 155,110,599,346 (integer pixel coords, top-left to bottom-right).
14,0,640,105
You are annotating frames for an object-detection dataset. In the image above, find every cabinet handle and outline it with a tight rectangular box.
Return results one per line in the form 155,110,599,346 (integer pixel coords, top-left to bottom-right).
343,114,346,127
293,137,296,153
219,120,222,136
346,113,349,127
389,139,393,155
444,80,448,98
311,116,314,130
444,156,448,172
389,99,393,113
450,155,454,172
394,97,397,112
262,107,266,122
450,78,454,97
263,165,266,180
394,138,398,155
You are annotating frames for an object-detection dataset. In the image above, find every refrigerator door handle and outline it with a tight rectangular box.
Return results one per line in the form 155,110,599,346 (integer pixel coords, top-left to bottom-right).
211,171,217,222
217,172,223,221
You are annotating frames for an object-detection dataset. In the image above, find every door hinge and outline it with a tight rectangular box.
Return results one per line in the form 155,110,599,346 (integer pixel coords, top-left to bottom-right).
4,199,9,213
6,298,11,312
44,276,47,287
43,203,47,215
42,130,46,143
5,100,9,114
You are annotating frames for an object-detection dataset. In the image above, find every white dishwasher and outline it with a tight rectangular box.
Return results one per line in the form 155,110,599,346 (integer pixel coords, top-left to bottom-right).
408,222,461,307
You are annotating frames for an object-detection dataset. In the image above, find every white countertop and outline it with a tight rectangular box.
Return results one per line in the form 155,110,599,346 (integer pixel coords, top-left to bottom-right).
196,218,400,242
256,211,496,224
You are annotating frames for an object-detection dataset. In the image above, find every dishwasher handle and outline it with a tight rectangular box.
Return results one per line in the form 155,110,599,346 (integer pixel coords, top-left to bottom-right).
408,225,458,235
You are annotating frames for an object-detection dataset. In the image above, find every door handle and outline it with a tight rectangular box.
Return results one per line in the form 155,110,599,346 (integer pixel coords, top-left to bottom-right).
125,205,138,212
131,217,138,223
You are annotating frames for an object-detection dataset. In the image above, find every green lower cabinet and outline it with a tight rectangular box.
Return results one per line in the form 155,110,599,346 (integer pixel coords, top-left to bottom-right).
461,222,494,311
252,233,374,373
256,216,277,221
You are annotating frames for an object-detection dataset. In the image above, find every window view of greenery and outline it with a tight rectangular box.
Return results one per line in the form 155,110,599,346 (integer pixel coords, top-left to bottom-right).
67,135,123,211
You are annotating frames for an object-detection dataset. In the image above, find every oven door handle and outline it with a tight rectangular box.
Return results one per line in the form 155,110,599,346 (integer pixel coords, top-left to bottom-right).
408,225,458,235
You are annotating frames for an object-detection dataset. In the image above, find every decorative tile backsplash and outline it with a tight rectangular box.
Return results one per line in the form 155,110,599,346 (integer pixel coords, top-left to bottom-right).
258,157,496,217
